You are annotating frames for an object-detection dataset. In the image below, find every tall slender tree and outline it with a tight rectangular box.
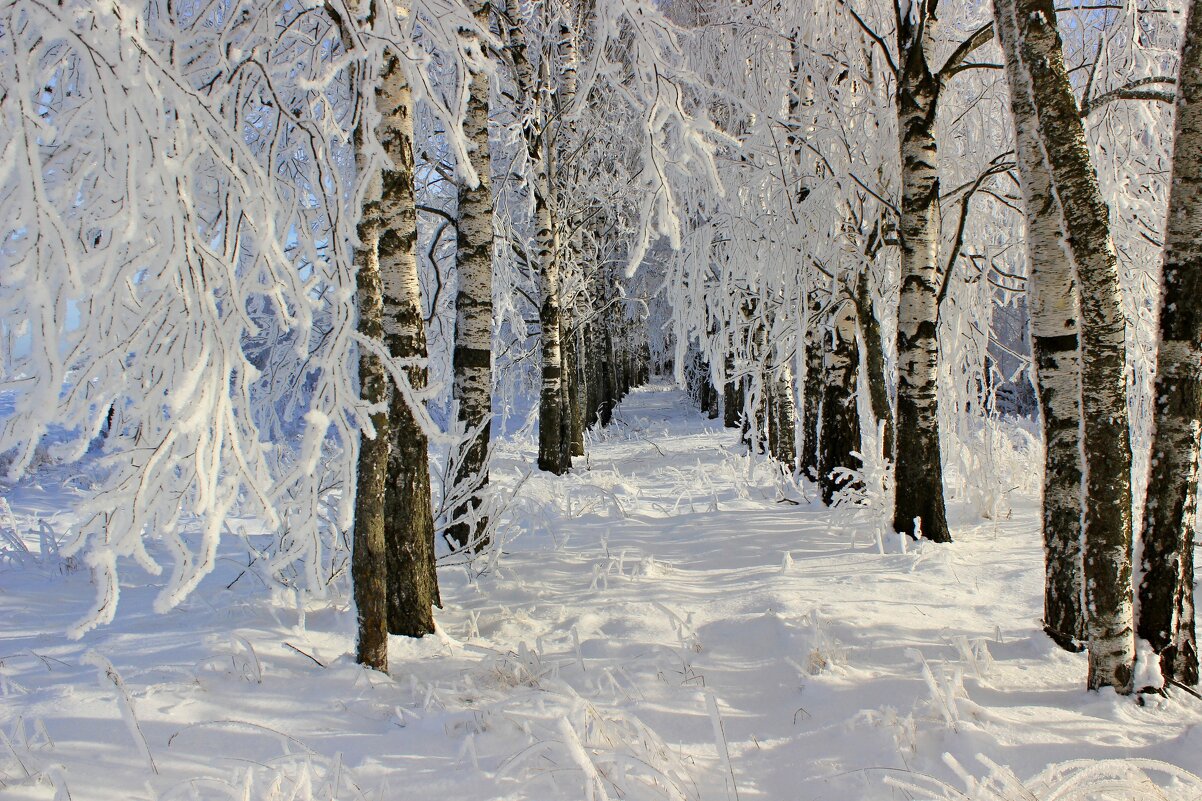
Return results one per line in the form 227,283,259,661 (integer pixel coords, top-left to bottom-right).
1138,0,1201,689
351,111,391,670
447,0,497,552
993,0,1086,651
885,1,993,543
1000,0,1136,692
375,49,441,638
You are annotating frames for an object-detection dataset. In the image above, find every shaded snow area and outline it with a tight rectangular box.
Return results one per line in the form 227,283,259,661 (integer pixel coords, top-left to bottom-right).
2,386,1201,801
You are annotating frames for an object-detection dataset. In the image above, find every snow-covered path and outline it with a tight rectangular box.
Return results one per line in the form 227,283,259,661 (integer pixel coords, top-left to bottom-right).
2,385,1200,800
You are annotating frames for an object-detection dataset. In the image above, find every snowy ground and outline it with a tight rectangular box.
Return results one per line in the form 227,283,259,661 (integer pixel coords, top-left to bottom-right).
1,385,1200,800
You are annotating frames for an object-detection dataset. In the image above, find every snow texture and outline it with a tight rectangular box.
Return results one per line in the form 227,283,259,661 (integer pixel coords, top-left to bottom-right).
1,387,1199,800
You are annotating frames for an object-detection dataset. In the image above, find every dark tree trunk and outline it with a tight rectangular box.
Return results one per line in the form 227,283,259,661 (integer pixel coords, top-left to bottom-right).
819,303,862,504
1137,0,1202,688
800,322,823,480
723,354,741,428
600,321,617,427
854,271,894,459
706,362,721,419
565,321,585,457
351,150,390,672
584,320,602,428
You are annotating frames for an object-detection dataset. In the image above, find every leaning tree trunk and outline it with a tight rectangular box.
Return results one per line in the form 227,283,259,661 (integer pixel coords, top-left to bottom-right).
994,0,1086,651
1008,0,1135,693
1138,0,1201,688
447,0,495,552
892,10,951,543
374,53,440,637
819,302,863,505
351,123,390,673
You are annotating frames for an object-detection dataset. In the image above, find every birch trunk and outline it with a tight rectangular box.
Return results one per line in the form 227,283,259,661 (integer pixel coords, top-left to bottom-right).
893,6,950,543
1010,0,1135,692
600,318,617,427
723,353,741,429
993,0,1086,651
447,0,495,551
696,353,711,413
375,52,439,637
584,319,602,427
819,302,863,505
771,364,797,466
501,0,569,473
801,296,824,480
707,372,721,419
1138,0,1201,688
351,122,389,672
564,317,585,457
534,160,570,473
749,308,769,453
854,271,894,460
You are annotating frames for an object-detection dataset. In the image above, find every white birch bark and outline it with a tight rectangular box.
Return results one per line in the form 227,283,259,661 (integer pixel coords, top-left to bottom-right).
448,0,496,551
1009,0,1135,693
819,301,863,505
993,0,1086,651
893,2,950,543
503,0,572,474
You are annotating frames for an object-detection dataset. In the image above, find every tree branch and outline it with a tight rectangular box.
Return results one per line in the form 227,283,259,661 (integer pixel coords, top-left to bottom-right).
839,0,899,78
416,204,458,227
1081,76,1176,117
849,172,900,219
936,156,1015,314
938,21,995,80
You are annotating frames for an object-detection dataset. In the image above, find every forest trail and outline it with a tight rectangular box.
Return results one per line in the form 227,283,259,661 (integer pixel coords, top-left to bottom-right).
1,385,1201,800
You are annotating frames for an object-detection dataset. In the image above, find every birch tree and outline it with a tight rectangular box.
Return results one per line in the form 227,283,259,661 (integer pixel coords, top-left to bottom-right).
446,0,496,551
350,63,392,670
882,1,994,543
1000,0,1136,693
819,299,863,504
1138,0,1201,689
992,0,1085,651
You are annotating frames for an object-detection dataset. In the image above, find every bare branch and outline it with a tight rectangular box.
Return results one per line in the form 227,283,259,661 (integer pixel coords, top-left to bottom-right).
936,156,1015,313
1081,76,1176,117
938,21,995,80
849,172,900,219
839,0,899,78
